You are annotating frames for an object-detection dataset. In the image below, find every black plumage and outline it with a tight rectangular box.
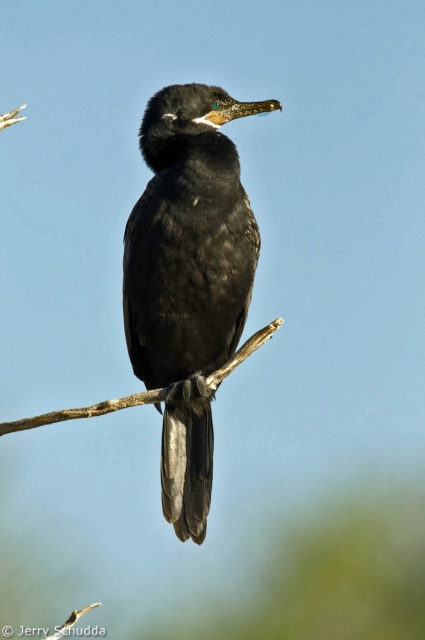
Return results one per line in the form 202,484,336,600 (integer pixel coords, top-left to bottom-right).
123,83,281,544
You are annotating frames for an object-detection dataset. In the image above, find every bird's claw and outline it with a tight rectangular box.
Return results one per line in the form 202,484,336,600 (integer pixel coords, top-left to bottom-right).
165,373,209,404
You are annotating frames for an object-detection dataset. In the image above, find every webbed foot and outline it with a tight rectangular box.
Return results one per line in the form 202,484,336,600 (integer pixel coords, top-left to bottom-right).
165,373,210,404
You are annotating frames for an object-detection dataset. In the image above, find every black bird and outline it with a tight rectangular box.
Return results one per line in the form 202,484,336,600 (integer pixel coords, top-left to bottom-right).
123,83,281,544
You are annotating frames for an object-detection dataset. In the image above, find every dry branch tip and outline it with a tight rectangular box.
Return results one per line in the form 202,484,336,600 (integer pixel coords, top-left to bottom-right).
45,602,101,640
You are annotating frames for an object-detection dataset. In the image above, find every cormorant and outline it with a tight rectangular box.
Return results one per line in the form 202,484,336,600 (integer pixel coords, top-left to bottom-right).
123,83,281,544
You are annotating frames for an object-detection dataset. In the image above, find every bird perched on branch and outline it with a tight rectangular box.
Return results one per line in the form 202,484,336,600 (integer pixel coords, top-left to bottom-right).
123,83,281,544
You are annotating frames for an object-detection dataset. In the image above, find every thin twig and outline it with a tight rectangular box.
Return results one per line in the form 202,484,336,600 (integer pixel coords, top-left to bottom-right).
45,602,101,640
0,318,283,437
0,104,27,131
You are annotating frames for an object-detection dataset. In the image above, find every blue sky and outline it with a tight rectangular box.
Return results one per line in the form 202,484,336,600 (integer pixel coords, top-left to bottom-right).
1,0,424,632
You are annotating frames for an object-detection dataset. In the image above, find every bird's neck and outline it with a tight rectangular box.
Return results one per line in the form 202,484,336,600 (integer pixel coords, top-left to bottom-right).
142,130,240,179
144,133,188,172
166,132,241,206
182,131,240,177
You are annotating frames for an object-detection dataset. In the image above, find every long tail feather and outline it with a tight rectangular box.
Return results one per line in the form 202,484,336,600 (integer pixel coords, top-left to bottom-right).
161,402,213,544
161,408,186,523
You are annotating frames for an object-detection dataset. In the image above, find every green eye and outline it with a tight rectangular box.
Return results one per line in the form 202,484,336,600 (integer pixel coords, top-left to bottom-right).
211,101,221,111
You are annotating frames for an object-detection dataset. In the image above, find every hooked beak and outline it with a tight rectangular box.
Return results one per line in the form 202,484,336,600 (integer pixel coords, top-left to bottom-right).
205,98,282,126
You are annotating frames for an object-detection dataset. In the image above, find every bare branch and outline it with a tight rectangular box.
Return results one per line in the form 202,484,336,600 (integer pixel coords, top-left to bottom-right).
45,602,101,640
0,104,26,131
0,318,283,438
205,317,283,390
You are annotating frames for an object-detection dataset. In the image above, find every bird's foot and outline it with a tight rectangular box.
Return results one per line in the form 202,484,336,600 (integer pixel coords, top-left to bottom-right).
165,373,210,404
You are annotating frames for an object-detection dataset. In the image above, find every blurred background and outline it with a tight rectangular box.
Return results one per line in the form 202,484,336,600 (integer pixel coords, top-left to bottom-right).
1,1,424,636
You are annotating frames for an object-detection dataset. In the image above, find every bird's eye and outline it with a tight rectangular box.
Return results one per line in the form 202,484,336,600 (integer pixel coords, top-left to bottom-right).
211,101,221,111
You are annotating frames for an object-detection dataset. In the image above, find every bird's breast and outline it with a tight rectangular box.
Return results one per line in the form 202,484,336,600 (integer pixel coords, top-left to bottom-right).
125,183,258,379
161,199,252,292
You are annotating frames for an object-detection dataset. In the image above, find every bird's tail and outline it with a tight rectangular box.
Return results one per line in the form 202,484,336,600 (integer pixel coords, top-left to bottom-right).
161,402,213,545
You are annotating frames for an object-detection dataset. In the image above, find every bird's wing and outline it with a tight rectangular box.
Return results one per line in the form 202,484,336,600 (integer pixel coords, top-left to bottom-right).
123,174,161,246
226,192,261,359
123,174,162,389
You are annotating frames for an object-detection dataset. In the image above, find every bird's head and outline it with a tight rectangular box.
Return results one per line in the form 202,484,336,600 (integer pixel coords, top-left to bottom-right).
139,83,281,172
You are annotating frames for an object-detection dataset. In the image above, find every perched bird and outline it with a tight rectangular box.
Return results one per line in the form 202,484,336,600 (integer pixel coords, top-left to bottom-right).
123,83,281,544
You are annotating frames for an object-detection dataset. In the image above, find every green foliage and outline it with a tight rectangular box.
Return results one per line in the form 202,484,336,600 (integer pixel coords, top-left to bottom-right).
139,488,425,639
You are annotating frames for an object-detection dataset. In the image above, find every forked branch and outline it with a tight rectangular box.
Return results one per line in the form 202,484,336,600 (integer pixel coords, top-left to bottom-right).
45,602,101,640
0,104,26,131
0,318,283,438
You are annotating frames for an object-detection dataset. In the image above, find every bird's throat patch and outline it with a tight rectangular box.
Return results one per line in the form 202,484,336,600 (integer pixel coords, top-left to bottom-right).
192,113,222,129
